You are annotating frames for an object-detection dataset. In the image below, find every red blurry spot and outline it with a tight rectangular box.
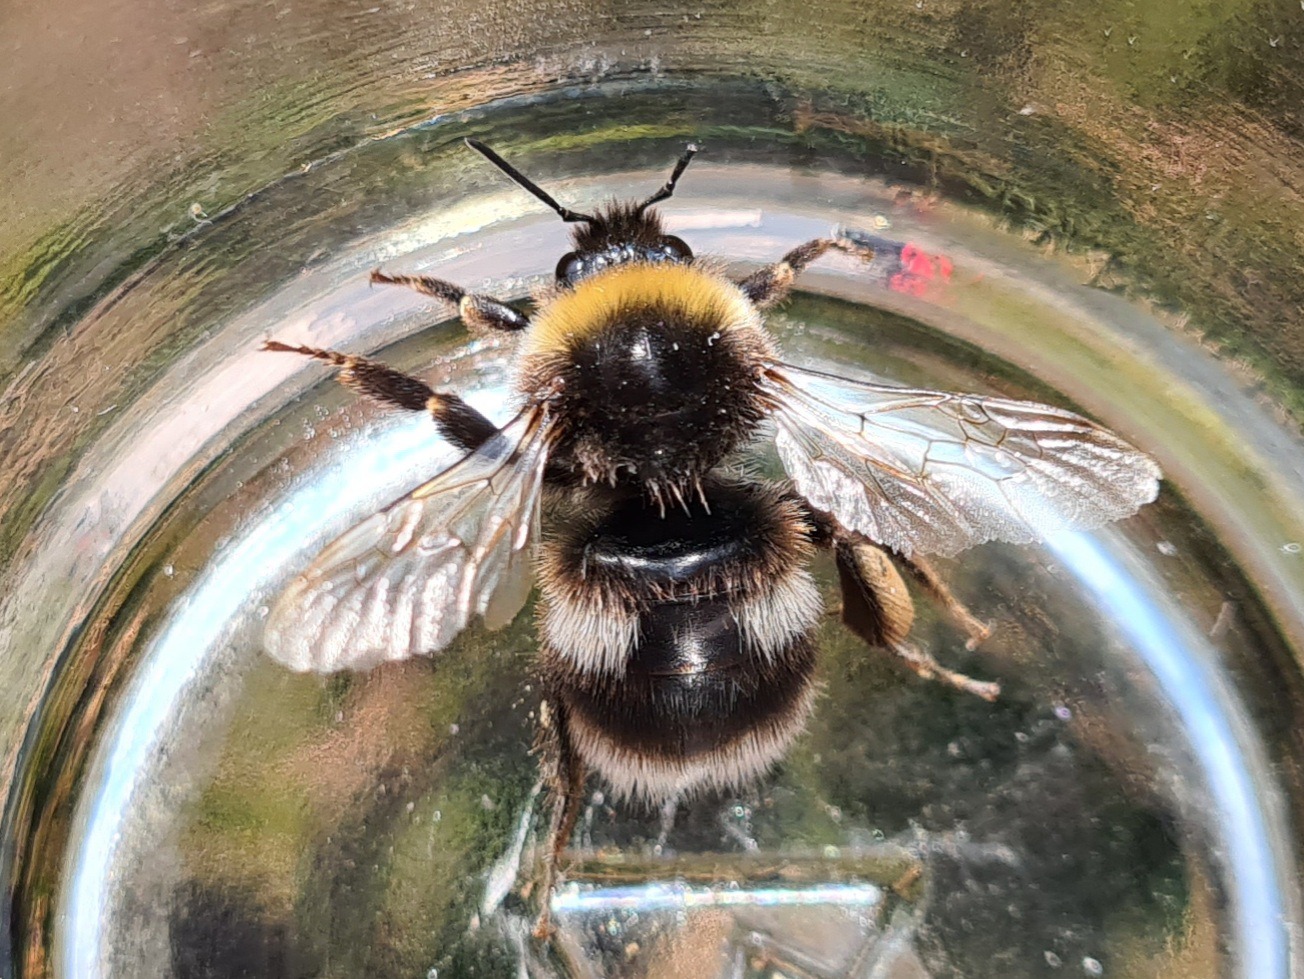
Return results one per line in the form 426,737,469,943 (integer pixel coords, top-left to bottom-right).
886,242,954,296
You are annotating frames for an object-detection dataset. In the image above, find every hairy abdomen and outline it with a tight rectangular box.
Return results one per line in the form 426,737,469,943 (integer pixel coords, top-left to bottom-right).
536,479,822,802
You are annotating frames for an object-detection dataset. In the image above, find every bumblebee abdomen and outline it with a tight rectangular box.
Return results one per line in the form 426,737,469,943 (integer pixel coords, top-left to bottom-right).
554,599,819,802
538,480,823,802
517,264,775,489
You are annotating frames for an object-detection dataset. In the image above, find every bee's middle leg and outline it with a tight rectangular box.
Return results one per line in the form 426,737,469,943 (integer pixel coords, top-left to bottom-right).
261,341,498,453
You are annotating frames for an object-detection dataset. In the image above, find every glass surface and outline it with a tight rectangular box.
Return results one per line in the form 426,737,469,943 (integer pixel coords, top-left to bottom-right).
2,4,1302,978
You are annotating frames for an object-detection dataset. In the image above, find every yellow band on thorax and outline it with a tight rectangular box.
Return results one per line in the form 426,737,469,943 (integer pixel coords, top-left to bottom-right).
522,263,757,356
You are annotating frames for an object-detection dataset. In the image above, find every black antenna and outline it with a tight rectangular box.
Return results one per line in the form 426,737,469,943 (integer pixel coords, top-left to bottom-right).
635,143,700,215
464,138,596,224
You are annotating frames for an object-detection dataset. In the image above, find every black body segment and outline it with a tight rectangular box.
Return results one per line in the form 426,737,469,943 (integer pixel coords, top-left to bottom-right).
581,488,763,587
559,605,818,759
544,308,767,491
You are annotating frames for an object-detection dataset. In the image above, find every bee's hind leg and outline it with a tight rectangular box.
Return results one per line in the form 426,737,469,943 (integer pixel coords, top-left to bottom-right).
261,341,498,453
830,528,999,702
737,235,877,309
532,699,588,941
893,552,992,651
884,640,1001,702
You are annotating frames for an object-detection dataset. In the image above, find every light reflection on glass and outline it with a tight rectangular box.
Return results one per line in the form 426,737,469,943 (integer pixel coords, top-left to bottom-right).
1047,530,1290,979
551,882,884,914
59,391,509,978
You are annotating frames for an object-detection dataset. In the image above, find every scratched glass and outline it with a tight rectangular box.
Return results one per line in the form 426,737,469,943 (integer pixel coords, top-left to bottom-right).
2,2,1302,977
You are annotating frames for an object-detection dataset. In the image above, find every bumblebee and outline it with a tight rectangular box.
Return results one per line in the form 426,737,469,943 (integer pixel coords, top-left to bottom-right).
262,139,1161,936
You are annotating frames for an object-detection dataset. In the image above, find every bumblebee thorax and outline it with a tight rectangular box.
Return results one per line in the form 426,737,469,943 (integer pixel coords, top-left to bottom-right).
516,263,774,491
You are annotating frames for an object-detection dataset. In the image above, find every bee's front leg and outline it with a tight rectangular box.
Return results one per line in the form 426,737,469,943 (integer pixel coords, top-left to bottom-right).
737,236,876,309
370,270,530,332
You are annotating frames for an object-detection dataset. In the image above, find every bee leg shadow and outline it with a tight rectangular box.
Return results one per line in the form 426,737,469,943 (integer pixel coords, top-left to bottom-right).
532,699,588,941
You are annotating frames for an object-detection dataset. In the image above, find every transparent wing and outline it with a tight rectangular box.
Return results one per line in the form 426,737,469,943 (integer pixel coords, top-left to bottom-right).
264,404,552,673
763,362,1161,557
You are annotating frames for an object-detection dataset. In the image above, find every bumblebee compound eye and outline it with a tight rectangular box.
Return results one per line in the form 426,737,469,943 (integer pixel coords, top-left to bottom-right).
659,236,692,261
556,252,584,283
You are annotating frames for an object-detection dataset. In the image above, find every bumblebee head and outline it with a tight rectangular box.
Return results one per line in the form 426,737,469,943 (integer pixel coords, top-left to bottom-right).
465,138,697,287
473,138,776,499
